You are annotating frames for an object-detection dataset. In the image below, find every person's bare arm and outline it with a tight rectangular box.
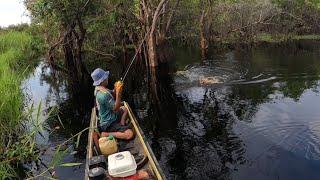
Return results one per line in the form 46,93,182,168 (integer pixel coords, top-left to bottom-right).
113,92,122,112
112,89,116,98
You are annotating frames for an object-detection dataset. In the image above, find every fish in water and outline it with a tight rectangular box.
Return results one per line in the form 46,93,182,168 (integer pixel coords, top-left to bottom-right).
175,69,223,86
199,76,222,85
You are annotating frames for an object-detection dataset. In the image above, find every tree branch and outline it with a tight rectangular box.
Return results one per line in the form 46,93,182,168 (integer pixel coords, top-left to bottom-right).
165,0,180,34
150,0,168,35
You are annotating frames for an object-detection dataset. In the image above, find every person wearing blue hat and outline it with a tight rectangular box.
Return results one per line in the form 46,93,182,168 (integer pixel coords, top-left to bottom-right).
91,68,133,140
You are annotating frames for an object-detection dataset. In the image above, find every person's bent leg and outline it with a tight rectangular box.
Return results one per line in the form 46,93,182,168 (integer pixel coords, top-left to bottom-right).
123,129,134,140
101,129,133,140
120,106,128,125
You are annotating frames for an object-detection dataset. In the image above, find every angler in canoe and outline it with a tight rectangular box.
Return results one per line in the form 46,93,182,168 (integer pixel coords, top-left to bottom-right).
86,68,165,179
91,68,133,140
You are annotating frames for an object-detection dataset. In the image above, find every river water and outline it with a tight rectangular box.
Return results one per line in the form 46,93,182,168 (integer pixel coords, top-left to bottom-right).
22,41,320,179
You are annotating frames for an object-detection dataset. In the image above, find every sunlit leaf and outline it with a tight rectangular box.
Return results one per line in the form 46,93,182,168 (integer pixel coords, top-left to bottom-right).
59,162,82,167
70,151,78,155
57,115,65,129
76,132,82,148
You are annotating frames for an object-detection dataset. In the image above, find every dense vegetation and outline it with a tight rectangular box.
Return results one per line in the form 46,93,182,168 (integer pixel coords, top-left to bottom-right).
24,0,320,76
0,0,319,178
0,30,42,178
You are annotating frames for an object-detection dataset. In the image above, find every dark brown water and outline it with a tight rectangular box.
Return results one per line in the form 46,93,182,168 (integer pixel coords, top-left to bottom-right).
23,41,320,179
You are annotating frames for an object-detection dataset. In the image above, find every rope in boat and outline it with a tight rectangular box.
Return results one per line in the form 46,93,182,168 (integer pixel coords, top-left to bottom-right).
120,28,151,82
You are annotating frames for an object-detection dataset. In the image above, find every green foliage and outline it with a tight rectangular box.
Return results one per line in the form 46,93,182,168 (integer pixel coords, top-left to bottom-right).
257,33,277,42
29,0,91,23
0,32,32,126
292,34,320,40
273,0,320,10
269,0,320,35
26,0,320,61
26,127,89,179
0,31,43,179
258,33,320,42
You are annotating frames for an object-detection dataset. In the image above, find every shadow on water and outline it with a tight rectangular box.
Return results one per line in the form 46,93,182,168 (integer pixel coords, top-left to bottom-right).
22,40,320,179
22,62,94,179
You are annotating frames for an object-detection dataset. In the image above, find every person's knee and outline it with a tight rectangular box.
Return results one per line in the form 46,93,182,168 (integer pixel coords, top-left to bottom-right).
121,106,128,113
123,107,128,114
124,129,134,140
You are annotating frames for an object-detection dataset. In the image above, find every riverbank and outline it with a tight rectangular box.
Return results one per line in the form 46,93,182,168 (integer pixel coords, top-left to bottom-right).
0,31,41,178
169,33,320,53
257,33,320,43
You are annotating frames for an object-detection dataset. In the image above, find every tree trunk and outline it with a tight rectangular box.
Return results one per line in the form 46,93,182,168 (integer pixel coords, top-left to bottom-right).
149,67,160,103
147,33,158,67
60,26,88,82
75,36,87,81
141,0,167,67
200,11,208,60
75,17,89,80
157,33,170,63
63,31,76,77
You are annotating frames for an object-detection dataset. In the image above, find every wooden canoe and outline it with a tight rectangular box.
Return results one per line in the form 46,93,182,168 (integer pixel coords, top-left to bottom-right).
85,102,165,180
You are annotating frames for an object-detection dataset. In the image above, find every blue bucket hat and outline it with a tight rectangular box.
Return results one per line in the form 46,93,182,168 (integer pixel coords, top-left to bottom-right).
91,68,110,86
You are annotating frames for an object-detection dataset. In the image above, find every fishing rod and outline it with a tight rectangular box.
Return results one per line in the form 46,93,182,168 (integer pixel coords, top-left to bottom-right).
120,1,169,82
120,28,151,82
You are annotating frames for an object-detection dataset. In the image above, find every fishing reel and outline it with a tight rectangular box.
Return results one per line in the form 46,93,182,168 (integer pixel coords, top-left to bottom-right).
114,80,124,94
114,80,123,88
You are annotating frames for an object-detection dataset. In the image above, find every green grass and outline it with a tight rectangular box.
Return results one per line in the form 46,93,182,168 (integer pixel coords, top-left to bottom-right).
291,34,320,40
257,33,320,42
0,31,39,179
257,33,278,42
0,30,84,179
0,31,31,133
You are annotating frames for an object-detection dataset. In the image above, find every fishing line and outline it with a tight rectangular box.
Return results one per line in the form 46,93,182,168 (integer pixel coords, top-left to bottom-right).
120,28,151,82
121,3,168,82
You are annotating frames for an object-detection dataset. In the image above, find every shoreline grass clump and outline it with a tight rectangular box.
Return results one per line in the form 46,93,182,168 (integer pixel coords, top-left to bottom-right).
0,31,40,178
257,33,320,43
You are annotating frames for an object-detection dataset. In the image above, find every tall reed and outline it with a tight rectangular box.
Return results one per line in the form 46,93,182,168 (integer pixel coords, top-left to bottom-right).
0,31,39,178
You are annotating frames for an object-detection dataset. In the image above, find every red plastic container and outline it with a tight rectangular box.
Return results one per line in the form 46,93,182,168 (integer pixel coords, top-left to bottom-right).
123,174,139,180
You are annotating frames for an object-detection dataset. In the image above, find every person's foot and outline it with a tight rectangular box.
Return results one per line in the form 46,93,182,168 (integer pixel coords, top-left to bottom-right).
138,169,155,180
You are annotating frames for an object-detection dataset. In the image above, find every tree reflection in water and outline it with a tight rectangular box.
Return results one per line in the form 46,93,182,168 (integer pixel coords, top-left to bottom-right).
25,40,320,179
128,40,320,179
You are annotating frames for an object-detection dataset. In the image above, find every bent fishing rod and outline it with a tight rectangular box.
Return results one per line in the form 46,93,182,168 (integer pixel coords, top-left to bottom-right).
120,28,151,82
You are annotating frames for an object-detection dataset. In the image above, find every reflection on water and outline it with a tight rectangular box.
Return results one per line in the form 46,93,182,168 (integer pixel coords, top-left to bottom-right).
22,62,94,179
22,40,320,179
130,41,320,179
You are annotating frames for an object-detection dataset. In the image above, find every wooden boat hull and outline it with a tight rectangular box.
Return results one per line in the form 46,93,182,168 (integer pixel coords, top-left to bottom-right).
85,102,165,180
